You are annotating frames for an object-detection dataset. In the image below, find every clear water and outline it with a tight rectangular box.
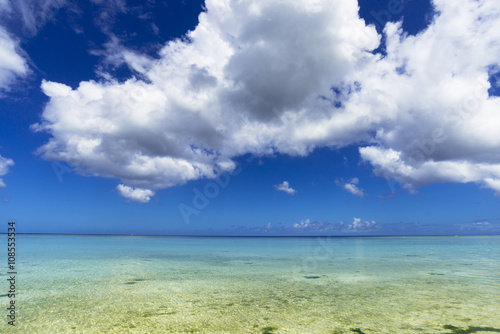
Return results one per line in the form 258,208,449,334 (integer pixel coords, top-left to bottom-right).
1,235,499,333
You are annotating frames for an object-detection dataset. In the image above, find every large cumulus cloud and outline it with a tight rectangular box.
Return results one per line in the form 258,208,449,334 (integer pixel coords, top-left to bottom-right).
358,0,500,194
33,0,500,201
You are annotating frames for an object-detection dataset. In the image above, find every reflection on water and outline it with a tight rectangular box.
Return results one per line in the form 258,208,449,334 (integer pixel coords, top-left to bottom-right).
1,235,499,333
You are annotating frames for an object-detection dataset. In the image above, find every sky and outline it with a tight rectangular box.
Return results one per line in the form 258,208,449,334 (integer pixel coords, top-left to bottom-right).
0,0,499,236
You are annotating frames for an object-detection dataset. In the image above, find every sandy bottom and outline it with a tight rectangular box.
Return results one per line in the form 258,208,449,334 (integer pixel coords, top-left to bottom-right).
2,236,500,333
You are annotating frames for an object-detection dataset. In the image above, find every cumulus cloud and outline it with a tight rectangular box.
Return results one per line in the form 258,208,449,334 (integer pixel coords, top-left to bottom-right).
357,0,500,195
116,184,154,203
0,26,29,92
336,177,365,197
0,154,14,187
33,0,500,201
274,181,297,196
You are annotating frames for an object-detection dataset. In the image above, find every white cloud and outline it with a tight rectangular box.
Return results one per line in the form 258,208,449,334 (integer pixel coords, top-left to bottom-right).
0,26,29,92
90,34,154,76
336,177,365,197
0,154,14,187
360,146,500,195
356,0,500,195
290,217,378,234
274,181,297,196
291,219,334,232
33,0,500,201
343,217,378,232
116,184,154,203
293,219,311,229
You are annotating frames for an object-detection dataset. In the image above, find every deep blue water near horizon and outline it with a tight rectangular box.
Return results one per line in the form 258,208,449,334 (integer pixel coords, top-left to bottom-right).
1,235,499,333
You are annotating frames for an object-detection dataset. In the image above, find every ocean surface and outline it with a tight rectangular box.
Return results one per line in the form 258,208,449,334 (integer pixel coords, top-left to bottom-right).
1,235,499,333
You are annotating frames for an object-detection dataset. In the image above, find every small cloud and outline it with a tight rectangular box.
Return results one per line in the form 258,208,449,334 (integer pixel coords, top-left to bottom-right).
473,221,490,226
378,192,396,199
456,221,500,234
151,22,159,35
336,177,366,197
343,217,378,232
291,219,336,232
116,184,154,203
293,218,312,229
274,181,297,196
0,154,14,187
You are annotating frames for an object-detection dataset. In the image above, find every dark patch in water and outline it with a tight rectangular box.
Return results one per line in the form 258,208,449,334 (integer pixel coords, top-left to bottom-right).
429,273,445,276
304,276,321,279
351,328,366,334
124,282,136,285
244,262,253,264
443,324,500,333
142,311,157,318
0,294,8,298
262,326,278,334
406,254,419,257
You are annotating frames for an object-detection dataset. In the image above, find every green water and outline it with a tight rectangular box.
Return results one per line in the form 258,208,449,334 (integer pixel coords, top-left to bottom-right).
1,235,499,333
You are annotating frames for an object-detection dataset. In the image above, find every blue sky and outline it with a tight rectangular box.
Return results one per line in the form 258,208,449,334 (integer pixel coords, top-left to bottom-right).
0,0,499,236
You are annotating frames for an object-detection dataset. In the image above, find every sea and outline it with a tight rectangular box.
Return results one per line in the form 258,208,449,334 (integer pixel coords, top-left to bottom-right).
1,235,499,333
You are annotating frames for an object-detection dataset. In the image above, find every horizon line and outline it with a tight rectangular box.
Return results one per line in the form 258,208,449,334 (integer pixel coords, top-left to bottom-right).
1,232,499,238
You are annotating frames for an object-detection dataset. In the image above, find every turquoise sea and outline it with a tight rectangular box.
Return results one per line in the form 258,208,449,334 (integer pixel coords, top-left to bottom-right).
1,235,500,333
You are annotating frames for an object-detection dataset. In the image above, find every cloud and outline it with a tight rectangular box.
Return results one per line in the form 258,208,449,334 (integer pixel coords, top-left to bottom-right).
231,217,500,236
0,154,14,187
258,217,379,235
343,217,378,232
356,0,500,195
290,217,379,234
89,0,127,35
291,219,333,231
456,221,500,234
0,26,29,92
10,0,68,36
274,181,297,196
33,0,500,201
336,177,366,197
90,34,154,77
0,0,10,12
116,184,154,203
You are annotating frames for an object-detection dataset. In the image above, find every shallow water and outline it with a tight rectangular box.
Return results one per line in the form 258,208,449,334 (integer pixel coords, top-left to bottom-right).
1,235,499,333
